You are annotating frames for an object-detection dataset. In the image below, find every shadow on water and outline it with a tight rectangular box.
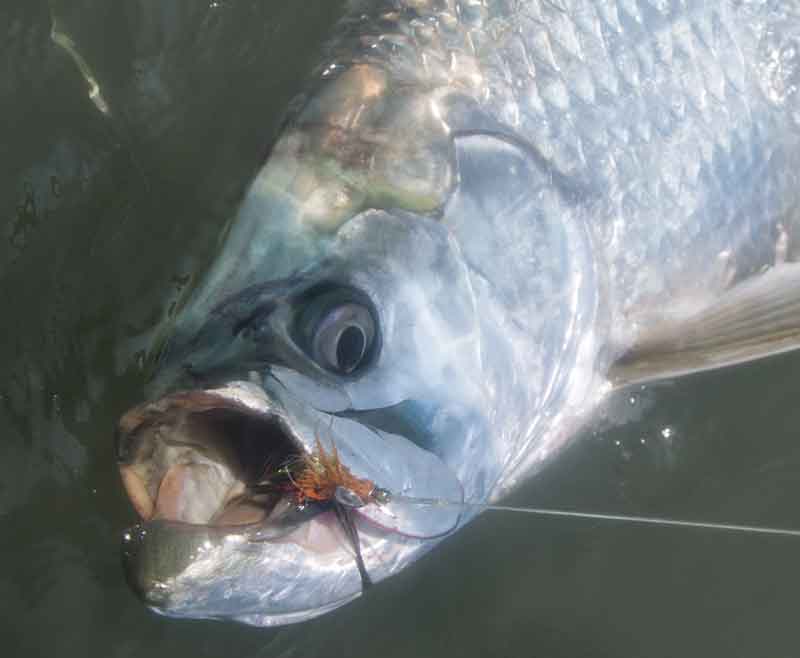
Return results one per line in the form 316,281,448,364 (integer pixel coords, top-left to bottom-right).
2,2,800,657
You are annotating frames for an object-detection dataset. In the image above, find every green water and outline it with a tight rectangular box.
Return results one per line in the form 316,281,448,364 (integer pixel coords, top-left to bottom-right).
2,2,800,656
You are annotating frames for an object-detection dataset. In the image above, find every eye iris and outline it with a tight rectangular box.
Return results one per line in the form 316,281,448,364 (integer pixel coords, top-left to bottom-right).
336,325,366,373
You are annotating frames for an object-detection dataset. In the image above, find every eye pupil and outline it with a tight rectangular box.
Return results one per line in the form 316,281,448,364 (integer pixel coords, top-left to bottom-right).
336,325,366,373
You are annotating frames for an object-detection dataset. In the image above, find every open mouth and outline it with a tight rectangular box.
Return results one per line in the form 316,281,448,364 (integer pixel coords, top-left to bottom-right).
117,378,467,569
116,378,469,622
117,385,309,531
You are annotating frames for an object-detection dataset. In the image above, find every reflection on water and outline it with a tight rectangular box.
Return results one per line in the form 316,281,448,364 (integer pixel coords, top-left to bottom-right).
2,2,800,656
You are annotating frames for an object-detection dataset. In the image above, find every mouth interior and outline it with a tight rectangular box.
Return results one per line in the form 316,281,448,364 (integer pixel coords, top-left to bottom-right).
118,392,303,528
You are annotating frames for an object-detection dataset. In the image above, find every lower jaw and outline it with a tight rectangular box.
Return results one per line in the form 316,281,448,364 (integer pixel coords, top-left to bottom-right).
119,505,366,619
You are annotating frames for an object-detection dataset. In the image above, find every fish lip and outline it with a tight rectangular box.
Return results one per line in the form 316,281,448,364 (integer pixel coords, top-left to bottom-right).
116,381,316,535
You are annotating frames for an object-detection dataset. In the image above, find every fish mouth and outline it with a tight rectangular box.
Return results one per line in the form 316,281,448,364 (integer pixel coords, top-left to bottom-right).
116,379,467,621
117,384,310,532
118,379,466,542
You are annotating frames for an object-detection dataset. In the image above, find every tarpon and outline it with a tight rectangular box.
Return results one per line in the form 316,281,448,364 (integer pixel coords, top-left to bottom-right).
113,0,800,625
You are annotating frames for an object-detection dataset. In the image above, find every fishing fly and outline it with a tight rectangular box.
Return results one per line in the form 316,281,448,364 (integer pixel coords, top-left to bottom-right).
248,438,384,589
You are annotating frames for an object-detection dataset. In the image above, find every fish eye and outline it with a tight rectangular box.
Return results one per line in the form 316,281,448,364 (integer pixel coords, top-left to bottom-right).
313,303,373,374
296,288,378,375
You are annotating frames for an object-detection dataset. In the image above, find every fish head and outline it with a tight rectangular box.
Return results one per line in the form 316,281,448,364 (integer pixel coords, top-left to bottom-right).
117,201,490,624
116,65,600,626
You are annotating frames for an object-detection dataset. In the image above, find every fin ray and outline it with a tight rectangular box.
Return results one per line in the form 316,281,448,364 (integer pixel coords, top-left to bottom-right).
609,263,800,387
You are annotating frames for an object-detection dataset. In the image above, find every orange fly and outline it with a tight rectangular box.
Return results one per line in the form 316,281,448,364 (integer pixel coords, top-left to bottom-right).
281,436,377,589
287,437,376,506
247,434,379,589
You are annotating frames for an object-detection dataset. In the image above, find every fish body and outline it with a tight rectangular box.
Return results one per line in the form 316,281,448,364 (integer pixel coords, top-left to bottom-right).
115,0,800,625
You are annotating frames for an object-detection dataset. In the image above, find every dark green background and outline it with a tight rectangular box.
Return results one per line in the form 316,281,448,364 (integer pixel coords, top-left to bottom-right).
2,2,799,656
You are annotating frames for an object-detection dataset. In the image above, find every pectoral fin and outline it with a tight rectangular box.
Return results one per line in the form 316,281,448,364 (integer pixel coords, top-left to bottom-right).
609,263,800,388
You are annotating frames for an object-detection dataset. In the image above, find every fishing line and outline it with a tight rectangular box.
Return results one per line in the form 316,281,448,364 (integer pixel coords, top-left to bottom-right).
372,489,800,538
